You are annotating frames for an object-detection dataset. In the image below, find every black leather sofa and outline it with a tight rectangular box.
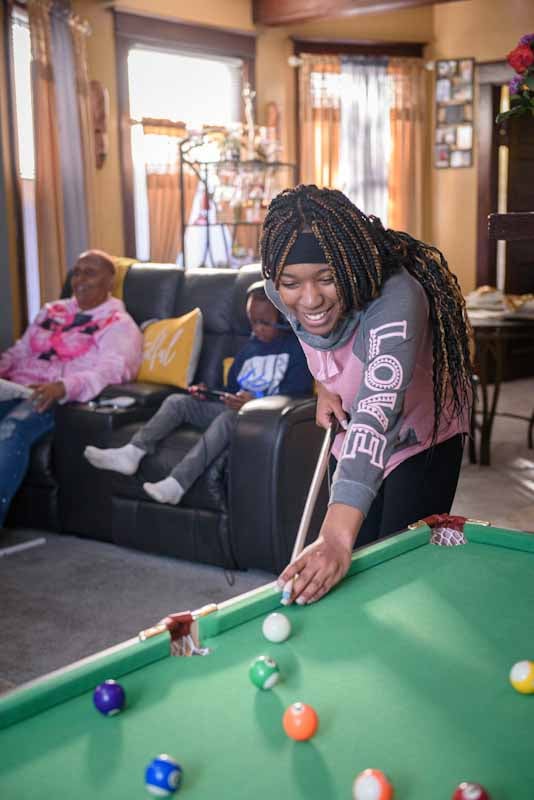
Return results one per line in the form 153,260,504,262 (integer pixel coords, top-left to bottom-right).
7,263,328,574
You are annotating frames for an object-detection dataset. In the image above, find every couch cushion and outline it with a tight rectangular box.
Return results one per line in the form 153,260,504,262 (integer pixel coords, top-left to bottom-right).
174,268,237,334
123,263,184,326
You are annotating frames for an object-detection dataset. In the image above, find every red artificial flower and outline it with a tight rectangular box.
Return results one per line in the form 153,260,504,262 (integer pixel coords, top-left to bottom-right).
507,44,534,74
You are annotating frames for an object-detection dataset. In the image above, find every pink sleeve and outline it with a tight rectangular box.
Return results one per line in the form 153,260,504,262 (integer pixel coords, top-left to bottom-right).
61,318,143,403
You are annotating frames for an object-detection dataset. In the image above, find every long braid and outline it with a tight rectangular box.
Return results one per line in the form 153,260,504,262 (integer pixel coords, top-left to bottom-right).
261,184,474,442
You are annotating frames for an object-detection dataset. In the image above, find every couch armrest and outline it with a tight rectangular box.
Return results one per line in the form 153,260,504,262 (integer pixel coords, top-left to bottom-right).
99,382,184,408
228,396,329,573
54,402,154,540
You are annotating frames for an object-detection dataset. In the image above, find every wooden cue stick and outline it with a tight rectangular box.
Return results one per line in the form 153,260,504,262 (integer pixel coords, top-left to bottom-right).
290,424,334,563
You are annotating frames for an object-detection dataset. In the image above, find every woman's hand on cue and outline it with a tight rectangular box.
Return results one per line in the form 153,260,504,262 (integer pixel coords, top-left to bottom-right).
278,504,364,605
315,383,348,431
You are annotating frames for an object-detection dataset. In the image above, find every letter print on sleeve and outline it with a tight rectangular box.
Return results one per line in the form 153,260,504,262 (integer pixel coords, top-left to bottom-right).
340,423,387,469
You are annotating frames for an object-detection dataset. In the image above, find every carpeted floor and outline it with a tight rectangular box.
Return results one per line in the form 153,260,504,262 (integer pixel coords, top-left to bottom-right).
0,379,533,691
0,532,271,689
452,377,534,532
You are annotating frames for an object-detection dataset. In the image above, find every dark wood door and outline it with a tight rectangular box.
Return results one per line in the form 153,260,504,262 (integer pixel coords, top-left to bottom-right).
505,116,534,294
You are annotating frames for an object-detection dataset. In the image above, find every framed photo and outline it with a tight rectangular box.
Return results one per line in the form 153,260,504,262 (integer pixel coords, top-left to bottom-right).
434,58,474,169
450,149,472,168
435,126,457,146
442,104,465,124
436,79,451,103
435,145,450,169
437,60,458,78
456,124,473,150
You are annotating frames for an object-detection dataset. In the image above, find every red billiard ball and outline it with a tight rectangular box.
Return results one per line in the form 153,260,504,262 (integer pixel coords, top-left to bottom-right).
282,702,318,741
352,768,394,800
452,782,490,800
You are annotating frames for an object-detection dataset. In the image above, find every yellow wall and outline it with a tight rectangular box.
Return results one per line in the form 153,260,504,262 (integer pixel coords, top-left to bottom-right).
73,0,534,290
73,1,124,256
428,0,534,291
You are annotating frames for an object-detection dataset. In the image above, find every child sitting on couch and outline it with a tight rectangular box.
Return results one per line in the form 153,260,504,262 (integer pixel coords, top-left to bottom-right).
84,283,313,506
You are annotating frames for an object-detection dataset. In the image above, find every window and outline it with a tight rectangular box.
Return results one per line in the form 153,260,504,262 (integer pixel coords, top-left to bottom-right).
128,47,243,262
128,48,242,128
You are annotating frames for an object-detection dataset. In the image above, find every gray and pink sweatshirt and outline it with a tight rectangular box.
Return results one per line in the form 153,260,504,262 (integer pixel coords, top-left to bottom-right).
0,296,143,403
266,267,469,517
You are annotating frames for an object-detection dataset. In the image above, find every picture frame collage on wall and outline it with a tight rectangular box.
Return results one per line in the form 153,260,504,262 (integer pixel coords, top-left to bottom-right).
434,58,474,169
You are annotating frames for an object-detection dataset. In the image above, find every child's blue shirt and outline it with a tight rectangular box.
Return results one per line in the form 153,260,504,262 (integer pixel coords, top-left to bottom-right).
225,332,313,398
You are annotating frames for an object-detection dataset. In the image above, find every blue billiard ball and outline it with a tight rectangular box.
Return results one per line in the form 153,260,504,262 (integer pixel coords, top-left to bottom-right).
145,754,183,796
93,680,126,716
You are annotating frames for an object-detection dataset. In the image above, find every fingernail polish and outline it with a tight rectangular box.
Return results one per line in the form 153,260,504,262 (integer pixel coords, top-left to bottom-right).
296,597,306,605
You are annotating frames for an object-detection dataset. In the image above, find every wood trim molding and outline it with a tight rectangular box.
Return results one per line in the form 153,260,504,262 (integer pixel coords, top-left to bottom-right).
254,0,457,26
113,10,256,258
477,60,514,86
114,11,256,59
292,38,425,58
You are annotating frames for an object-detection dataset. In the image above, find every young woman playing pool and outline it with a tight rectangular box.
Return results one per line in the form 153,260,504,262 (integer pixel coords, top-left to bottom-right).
261,185,473,606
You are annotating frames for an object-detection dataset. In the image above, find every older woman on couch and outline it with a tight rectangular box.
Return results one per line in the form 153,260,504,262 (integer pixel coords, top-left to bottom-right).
0,249,142,527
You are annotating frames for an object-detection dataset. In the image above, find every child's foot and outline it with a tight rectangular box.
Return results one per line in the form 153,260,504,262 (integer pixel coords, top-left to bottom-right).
84,443,144,475
143,477,184,506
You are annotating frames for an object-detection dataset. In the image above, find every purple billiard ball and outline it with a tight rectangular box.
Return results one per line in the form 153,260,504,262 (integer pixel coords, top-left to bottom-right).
93,679,126,716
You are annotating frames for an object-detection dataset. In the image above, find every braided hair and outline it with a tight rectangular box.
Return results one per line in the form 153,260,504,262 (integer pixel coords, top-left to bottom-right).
260,184,473,441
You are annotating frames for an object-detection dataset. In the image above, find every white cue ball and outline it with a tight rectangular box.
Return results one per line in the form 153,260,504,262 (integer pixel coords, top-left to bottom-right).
262,612,291,643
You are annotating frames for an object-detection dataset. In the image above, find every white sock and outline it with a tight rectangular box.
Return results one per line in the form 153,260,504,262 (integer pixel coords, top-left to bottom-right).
143,477,185,506
84,443,145,475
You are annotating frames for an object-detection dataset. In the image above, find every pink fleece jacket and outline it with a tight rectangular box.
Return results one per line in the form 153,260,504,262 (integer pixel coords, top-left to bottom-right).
0,296,143,403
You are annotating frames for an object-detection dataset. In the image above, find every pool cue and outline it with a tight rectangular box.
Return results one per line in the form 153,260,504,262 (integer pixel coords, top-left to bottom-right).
281,423,338,604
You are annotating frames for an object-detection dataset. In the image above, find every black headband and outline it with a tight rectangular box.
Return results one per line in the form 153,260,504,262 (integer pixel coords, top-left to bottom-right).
284,232,327,266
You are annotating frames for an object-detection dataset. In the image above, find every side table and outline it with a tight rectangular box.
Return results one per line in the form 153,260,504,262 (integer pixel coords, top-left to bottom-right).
470,317,534,465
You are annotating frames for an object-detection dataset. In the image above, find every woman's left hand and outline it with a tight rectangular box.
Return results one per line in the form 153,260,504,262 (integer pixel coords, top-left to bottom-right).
222,390,254,411
30,382,66,413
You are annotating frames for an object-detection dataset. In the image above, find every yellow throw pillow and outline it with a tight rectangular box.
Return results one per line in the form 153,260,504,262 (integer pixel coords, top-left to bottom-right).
137,308,203,388
111,257,137,300
222,357,234,386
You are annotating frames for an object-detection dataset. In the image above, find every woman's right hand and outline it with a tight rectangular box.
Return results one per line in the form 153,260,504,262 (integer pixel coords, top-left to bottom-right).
315,383,348,431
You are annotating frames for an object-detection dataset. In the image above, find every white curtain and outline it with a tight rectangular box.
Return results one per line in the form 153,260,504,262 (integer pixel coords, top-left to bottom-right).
339,57,390,224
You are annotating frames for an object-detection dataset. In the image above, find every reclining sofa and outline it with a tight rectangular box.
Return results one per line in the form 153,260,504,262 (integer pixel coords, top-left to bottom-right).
7,263,328,574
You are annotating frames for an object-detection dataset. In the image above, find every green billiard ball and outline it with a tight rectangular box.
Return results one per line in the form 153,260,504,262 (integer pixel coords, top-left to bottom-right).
249,655,280,690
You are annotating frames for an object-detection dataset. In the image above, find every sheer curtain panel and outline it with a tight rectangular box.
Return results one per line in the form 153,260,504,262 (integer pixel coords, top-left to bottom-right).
387,58,425,239
299,55,341,188
50,6,88,268
339,57,390,224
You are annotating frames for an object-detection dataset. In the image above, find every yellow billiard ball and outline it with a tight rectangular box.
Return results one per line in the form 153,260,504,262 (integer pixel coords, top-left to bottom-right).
509,660,534,694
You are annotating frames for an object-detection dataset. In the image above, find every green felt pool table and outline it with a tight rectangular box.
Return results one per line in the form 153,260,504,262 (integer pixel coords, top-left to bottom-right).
1,519,534,799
